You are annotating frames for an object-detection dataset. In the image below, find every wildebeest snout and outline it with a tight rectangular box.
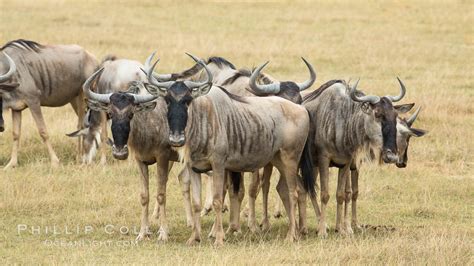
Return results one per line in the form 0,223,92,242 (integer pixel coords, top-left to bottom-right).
169,133,185,147
112,144,129,160
382,149,398,164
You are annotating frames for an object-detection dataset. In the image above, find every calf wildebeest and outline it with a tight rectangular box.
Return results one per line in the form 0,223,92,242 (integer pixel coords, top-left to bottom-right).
81,60,187,242
0,39,98,169
301,78,413,237
144,53,316,246
0,52,17,132
157,56,317,232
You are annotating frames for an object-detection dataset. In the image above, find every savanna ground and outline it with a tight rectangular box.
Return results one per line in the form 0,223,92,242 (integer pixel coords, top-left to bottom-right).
1,0,473,264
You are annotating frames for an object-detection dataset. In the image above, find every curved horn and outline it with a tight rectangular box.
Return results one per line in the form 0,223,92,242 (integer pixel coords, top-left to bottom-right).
183,53,213,89
349,78,381,104
406,107,421,127
386,77,406,102
296,57,316,91
146,58,174,90
144,51,172,81
83,68,112,103
249,61,280,94
0,52,16,83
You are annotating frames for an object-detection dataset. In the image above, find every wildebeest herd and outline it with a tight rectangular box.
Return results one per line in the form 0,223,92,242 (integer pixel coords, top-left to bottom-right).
0,39,427,246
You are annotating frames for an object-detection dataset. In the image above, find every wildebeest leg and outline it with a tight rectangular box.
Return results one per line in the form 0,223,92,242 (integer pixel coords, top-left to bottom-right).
210,166,226,247
4,110,21,169
335,165,350,234
28,103,59,167
155,157,169,241
136,160,151,241
261,164,273,230
318,157,330,238
99,111,108,165
351,168,361,230
69,93,85,163
178,167,193,228
295,176,308,235
227,172,244,234
309,166,321,224
186,168,202,245
152,161,173,220
247,170,260,233
344,169,353,234
201,173,213,216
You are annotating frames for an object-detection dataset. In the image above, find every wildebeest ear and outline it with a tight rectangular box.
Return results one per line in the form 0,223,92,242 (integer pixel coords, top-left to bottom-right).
66,128,89,138
410,128,427,137
394,103,415,114
87,99,110,112
0,82,19,92
135,101,157,113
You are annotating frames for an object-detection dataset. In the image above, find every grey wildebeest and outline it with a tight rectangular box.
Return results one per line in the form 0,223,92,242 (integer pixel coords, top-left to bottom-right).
301,78,413,237
154,56,317,233
144,53,316,246
80,59,189,242
0,39,98,169
0,52,17,132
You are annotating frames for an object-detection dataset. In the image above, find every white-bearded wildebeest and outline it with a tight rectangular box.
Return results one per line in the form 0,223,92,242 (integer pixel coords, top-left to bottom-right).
301,78,414,237
155,56,317,233
0,39,98,169
144,53,316,246
80,59,192,242
346,107,427,230
0,52,17,132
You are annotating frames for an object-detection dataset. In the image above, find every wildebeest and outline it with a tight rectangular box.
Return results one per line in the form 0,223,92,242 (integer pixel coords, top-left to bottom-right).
156,56,317,232
0,39,98,169
302,78,413,237
0,52,17,132
81,60,185,242
144,53,316,246
347,107,427,229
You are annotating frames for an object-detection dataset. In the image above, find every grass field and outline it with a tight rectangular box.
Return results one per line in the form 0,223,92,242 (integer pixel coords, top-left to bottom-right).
1,0,473,264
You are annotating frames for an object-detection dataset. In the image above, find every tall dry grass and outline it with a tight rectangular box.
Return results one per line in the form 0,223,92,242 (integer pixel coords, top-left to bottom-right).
0,0,473,264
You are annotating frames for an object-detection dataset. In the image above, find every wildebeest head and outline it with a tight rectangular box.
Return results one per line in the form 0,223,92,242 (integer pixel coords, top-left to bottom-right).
144,53,213,147
0,52,18,132
249,58,316,104
83,69,157,160
395,107,427,168
350,78,410,164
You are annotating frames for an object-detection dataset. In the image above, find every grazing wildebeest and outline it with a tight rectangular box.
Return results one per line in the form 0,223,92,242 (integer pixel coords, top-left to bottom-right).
81,62,185,242
0,39,98,169
156,56,317,233
144,53,316,246
302,78,412,237
0,52,17,132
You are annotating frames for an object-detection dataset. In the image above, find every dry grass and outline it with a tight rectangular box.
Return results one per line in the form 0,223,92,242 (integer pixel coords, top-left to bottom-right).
1,0,473,264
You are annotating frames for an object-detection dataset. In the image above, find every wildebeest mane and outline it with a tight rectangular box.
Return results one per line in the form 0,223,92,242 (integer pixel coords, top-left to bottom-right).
216,85,248,104
303,79,345,102
207,56,236,70
221,68,251,86
1,39,44,52
170,56,236,80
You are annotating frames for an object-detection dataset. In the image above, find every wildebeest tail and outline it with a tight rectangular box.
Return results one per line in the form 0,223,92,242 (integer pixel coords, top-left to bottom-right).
229,171,241,194
300,126,316,198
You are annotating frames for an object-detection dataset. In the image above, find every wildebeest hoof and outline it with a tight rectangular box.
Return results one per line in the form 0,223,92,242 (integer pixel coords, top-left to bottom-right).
318,228,328,239
4,159,18,170
273,211,283,219
186,237,200,246
248,222,260,233
157,228,169,242
222,204,229,213
260,219,271,231
299,226,308,236
135,232,151,242
200,207,212,217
